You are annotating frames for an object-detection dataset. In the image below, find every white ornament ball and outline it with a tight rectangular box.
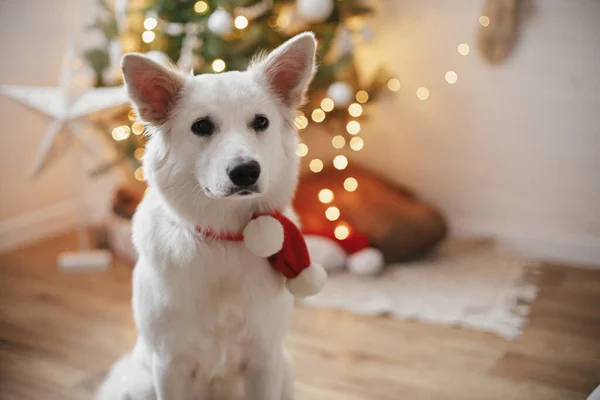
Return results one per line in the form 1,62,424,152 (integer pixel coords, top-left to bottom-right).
327,82,354,108
243,216,285,258
144,50,172,67
208,9,233,37
297,0,334,23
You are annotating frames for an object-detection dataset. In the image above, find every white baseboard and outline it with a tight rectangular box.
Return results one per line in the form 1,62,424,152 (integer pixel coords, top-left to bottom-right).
453,220,600,269
0,200,78,254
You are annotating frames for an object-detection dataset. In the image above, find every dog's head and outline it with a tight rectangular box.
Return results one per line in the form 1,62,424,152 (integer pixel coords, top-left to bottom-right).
121,33,316,221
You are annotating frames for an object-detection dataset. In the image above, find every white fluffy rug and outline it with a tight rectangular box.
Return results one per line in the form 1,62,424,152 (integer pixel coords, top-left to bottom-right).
301,239,541,339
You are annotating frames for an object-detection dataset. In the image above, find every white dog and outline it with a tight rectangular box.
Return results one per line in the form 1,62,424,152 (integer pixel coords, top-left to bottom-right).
96,32,326,400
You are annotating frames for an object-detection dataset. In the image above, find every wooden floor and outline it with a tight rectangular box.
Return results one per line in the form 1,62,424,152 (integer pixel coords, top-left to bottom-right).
0,232,599,400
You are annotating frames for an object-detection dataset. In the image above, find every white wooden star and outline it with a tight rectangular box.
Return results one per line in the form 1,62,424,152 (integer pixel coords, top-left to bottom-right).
0,39,129,177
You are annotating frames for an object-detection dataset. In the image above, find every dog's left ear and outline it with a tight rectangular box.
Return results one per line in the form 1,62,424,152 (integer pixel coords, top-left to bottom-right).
121,53,185,125
251,32,317,108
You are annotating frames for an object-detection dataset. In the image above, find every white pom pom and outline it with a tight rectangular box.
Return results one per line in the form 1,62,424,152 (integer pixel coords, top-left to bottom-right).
286,263,327,298
243,216,284,257
304,234,346,272
347,247,385,276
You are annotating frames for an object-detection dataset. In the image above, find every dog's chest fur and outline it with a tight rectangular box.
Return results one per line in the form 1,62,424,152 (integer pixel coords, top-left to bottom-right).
131,192,294,378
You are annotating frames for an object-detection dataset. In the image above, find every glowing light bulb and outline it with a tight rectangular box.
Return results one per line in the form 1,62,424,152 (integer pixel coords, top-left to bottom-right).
144,17,158,30
296,143,308,157
309,159,323,173
320,98,335,112
111,126,130,141
344,177,358,192
142,31,155,43
334,224,350,240
349,136,364,151
132,121,144,135
387,78,401,92
331,135,346,149
356,90,369,103
416,87,430,100
128,109,137,122
134,167,145,181
212,59,226,72
333,155,348,170
134,147,145,160
294,115,308,129
194,1,209,14
325,206,340,221
445,71,458,84
318,189,334,204
479,15,490,27
234,16,249,29
458,43,470,56
348,103,363,117
311,109,326,123
346,120,361,135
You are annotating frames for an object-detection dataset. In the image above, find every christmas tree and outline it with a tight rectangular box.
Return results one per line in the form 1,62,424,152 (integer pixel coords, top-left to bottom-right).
85,0,394,179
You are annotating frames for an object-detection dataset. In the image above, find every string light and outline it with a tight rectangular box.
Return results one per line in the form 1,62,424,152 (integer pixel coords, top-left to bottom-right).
344,177,358,192
296,143,308,157
348,103,363,117
112,126,130,141
334,224,350,240
333,155,348,170
134,167,145,181
309,159,323,173
387,78,401,92
356,90,369,103
134,147,145,160
416,87,430,100
295,115,308,129
142,31,155,43
128,109,137,122
445,71,458,84
320,98,335,112
212,59,226,72
346,120,361,135
479,15,490,27
325,206,340,221
194,1,209,14
144,17,158,30
132,121,144,135
458,43,470,56
331,135,346,149
318,189,334,204
349,136,364,151
234,16,249,29
311,109,326,123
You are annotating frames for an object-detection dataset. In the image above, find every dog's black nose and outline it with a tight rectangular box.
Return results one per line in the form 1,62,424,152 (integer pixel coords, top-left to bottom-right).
228,161,261,188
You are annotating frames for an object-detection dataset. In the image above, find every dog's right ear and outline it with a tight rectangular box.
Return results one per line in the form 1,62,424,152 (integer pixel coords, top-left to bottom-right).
121,53,185,125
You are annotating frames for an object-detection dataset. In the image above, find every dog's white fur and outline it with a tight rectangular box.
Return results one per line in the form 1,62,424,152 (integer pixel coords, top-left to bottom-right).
96,32,317,400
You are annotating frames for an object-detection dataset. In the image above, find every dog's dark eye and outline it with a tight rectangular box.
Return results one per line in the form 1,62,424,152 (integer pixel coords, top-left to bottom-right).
191,118,214,136
251,115,269,132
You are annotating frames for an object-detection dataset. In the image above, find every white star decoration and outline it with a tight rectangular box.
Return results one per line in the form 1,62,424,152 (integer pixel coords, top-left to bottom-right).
0,40,129,176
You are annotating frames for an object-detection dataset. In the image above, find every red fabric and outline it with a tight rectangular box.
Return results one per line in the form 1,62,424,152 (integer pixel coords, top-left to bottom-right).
196,212,311,279
267,213,311,279
302,226,370,255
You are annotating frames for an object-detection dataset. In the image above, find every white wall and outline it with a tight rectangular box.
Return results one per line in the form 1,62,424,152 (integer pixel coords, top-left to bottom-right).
0,0,120,252
349,0,600,266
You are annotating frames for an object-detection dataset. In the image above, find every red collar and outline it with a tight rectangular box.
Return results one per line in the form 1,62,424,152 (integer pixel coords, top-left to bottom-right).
195,227,244,241
195,211,278,242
